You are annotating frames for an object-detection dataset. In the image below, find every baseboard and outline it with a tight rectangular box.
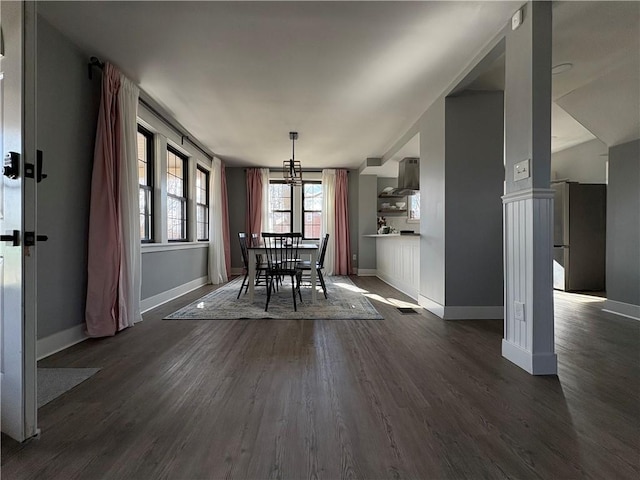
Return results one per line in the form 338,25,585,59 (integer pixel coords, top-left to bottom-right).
357,269,377,276
418,295,445,318
229,267,244,276
37,324,88,360
602,299,640,321
141,276,209,313
443,306,504,320
502,339,557,375
376,272,418,300
416,296,502,320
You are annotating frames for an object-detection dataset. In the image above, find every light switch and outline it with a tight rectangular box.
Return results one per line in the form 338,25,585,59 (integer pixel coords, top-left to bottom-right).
514,159,530,182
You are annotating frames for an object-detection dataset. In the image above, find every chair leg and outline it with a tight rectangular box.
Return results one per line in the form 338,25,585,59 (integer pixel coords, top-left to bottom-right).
238,272,249,299
317,269,327,299
295,273,303,302
265,274,273,312
290,274,297,311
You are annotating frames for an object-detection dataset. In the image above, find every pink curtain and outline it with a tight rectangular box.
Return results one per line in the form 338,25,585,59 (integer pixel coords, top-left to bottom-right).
334,169,352,275
221,162,231,275
245,168,263,238
85,64,122,337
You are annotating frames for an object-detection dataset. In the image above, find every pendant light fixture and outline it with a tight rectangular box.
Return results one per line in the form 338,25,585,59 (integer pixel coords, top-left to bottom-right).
283,131,302,186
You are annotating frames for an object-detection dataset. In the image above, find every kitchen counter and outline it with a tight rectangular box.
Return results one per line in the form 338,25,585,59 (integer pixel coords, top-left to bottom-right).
361,234,420,299
362,233,420,237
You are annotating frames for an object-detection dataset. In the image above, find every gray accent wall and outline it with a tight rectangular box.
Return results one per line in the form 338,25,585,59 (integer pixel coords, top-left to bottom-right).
504,2,552,194
358,175,377,270
348,169,359,272
36,18,100,339
141,247,208,299
226,167,247,271
606,140,640,306
444,91,504,307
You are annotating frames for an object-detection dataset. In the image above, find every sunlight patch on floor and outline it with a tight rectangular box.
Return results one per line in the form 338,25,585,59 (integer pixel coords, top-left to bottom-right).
334,282,369,294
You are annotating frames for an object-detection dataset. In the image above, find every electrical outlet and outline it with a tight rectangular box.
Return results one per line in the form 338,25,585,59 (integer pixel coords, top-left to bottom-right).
514,301,525,322
352,254,357,261
514,159,530,182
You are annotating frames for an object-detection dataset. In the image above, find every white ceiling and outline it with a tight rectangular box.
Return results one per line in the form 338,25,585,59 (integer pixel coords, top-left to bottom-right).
37,1,519,168
37,1,638,170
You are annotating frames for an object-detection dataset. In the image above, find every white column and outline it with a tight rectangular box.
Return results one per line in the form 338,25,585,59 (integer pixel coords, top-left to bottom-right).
502,189,557,374
503,2,557,375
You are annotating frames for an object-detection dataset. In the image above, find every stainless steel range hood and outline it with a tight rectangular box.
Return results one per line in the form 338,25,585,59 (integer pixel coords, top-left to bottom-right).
391,157,419,195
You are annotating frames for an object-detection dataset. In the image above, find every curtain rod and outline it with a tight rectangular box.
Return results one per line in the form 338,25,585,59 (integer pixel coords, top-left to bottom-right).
241,168,350,173
88,56,214,162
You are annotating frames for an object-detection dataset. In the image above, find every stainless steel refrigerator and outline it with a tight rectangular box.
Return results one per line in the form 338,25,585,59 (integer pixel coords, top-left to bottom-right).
552,181,606,292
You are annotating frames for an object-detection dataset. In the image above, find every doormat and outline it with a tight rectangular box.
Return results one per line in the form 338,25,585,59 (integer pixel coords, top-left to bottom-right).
164,276,383,320
37,368,101,408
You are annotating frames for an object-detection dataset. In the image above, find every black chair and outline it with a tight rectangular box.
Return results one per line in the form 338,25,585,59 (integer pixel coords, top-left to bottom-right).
237,232,269,299
296,234,329,299
262,232,303,311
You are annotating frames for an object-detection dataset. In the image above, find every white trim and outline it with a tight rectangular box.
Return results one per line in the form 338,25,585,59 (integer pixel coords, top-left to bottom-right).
356,269,377,276
418,295,445,318
415,297,503,320
140,276,209,313
141,242,209,254
376,272,418,300
229,267,244,276
443,306,504,320
502,339,558,375
603,300,640,321
502,188,554,204
37,324,88,361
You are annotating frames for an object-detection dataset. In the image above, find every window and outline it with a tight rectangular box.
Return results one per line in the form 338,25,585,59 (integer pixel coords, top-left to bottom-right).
268,181,293,233
166,146,188,241
137,126,154,242
408,192,420,221
302,181,322,239
196,166,209,241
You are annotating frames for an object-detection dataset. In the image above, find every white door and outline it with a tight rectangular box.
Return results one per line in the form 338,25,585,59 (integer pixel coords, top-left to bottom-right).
1,0,38,442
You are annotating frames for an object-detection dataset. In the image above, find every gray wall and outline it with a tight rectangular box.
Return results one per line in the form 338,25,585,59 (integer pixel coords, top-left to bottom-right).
36,18,100,339
347,169,359,271
445,92,504,307
226,167,247,271
551,139,608,184
606,139,640,306
141,247,208,299
419,97,446,305
225,167,361,273
358,175,377,270
504,2,552,194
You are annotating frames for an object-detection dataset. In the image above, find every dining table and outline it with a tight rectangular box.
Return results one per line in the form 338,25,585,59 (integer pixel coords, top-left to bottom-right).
247,242,320,303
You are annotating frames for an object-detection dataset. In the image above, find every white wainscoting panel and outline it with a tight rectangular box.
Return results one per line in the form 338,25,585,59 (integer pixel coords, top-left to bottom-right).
375,236,420,299
502,189,557,375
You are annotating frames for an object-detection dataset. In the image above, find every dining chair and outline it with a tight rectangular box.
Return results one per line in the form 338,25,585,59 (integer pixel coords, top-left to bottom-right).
237,232,269,299
296,233,329,299
262,232,303,311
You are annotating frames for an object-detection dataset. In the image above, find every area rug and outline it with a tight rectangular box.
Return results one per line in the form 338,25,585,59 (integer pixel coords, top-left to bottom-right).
37,368,101,408
164,276,383,320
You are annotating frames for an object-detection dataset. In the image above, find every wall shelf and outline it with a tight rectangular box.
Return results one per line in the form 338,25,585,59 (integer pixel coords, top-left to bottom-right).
378,194,405,199
378,209,407,214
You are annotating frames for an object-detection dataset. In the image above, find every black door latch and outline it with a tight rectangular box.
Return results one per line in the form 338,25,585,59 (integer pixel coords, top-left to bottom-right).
24,232,48,247
1,230,20,246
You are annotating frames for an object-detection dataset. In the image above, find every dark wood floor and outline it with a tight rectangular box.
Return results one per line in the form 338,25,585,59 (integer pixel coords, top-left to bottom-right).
2,277,638,479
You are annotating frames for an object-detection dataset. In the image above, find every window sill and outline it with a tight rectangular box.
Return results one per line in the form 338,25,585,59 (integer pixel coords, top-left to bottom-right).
141,242,209,254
